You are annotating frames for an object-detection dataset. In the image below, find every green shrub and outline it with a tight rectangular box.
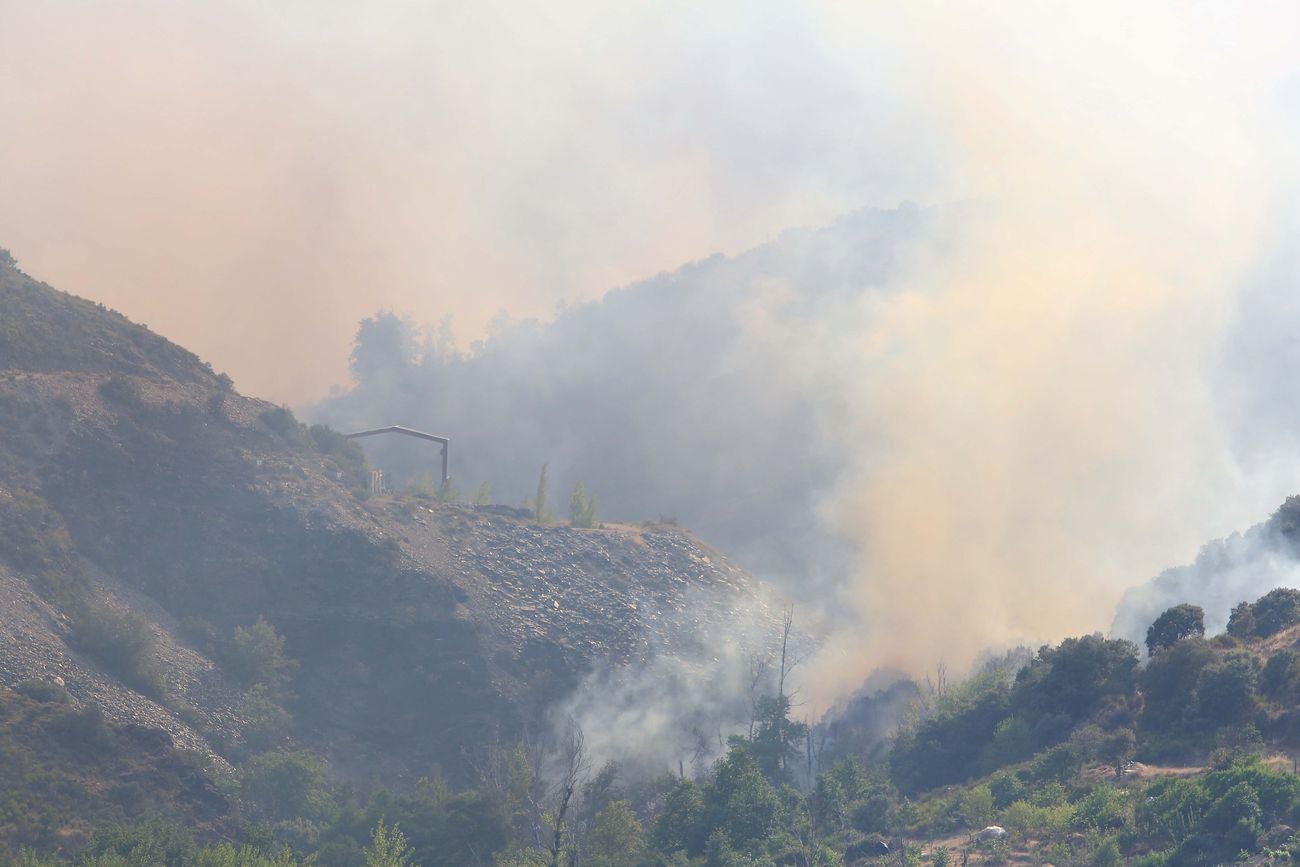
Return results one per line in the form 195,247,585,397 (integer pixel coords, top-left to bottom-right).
221,616,296,693
71,604,164,697
56,702,115,751
569,481,597,529
0,488,76,580
889,668,1012,793
586,800,645,867
1090,835,1122,867
364,818,415,867
239,750,337,824
14,679,70,704
98,375,141,408
1194,651,1259,725
1073,785,1129,831
1146,604,1205,655
82,820,198,865
527,464,551,523
1227,601,1256,637
242,685,294,753
1252,588,1300,636
259,406,301,438
958,785,994,829
1260,650,1300,697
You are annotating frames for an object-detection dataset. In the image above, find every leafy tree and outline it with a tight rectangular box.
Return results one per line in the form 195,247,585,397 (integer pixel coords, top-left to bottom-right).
1010,634,1139,728
849,789,896,836
751,694,808,785
364,818,415,867
569,482,597,529
1072,785,1128,831
977,716,1033,774
1032,743,1083,785
436,477,461,502
705,742,781,852
0,248,16,269
1139,638,1214,733
1202,755,1300,824
987,771,1026,810
1260,649,1300,699
1100,728,1137,779
958,785,994,829
71,604,164,697
373,788,509,867
242,685,294,752
81,821,199,866
1250,587,1300,636
1227,601,1255,637
239,750,337,823
815,759,871,831
1146,604,1205,655
1091,836,1122,867
1202,782,1262,850
350,313,418,386
889,669,1012,793
1135,776,1209,846
1195,651,1259,725
653,779,706,856
586,800,645,867
528,464,552,523
223,616,296,693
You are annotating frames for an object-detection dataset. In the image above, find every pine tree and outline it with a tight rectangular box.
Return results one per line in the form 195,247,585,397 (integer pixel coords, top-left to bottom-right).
528,464,552,523
570,481,597,528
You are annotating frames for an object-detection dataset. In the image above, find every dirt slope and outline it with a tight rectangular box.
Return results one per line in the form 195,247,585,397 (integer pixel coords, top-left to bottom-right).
0,261,793,787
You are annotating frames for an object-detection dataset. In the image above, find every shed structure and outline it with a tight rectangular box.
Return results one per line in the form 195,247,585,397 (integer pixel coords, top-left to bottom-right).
344,425,450,484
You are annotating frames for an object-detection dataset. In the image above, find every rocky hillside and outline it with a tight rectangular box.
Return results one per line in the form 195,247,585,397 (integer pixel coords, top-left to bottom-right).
0,259,794,800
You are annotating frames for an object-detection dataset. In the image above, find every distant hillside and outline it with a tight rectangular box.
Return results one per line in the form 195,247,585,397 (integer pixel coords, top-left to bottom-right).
1112,497,1300,644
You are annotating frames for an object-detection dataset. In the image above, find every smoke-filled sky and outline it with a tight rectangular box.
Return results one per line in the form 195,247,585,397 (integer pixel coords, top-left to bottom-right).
7,1,1300,709
0,0,937,400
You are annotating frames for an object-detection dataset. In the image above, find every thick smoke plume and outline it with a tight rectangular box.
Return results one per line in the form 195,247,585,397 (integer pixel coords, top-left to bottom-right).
309,206,946,588
807,2,1300,705
8,1,1300,720
0,0,926,402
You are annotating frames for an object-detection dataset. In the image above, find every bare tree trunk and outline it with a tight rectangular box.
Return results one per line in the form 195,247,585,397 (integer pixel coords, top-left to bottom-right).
804,717,815,786
747,652,769,742
777,606,793,773
548,721,586,867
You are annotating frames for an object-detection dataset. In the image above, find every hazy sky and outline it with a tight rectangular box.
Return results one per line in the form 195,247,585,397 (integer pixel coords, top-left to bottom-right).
0,0,940,401
6,1,1300,702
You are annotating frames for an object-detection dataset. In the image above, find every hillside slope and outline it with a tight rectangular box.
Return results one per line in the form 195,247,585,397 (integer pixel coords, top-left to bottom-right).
0,260,793,798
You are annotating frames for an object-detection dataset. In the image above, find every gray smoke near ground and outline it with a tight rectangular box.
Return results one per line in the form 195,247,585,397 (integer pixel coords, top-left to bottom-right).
549,585,808,780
